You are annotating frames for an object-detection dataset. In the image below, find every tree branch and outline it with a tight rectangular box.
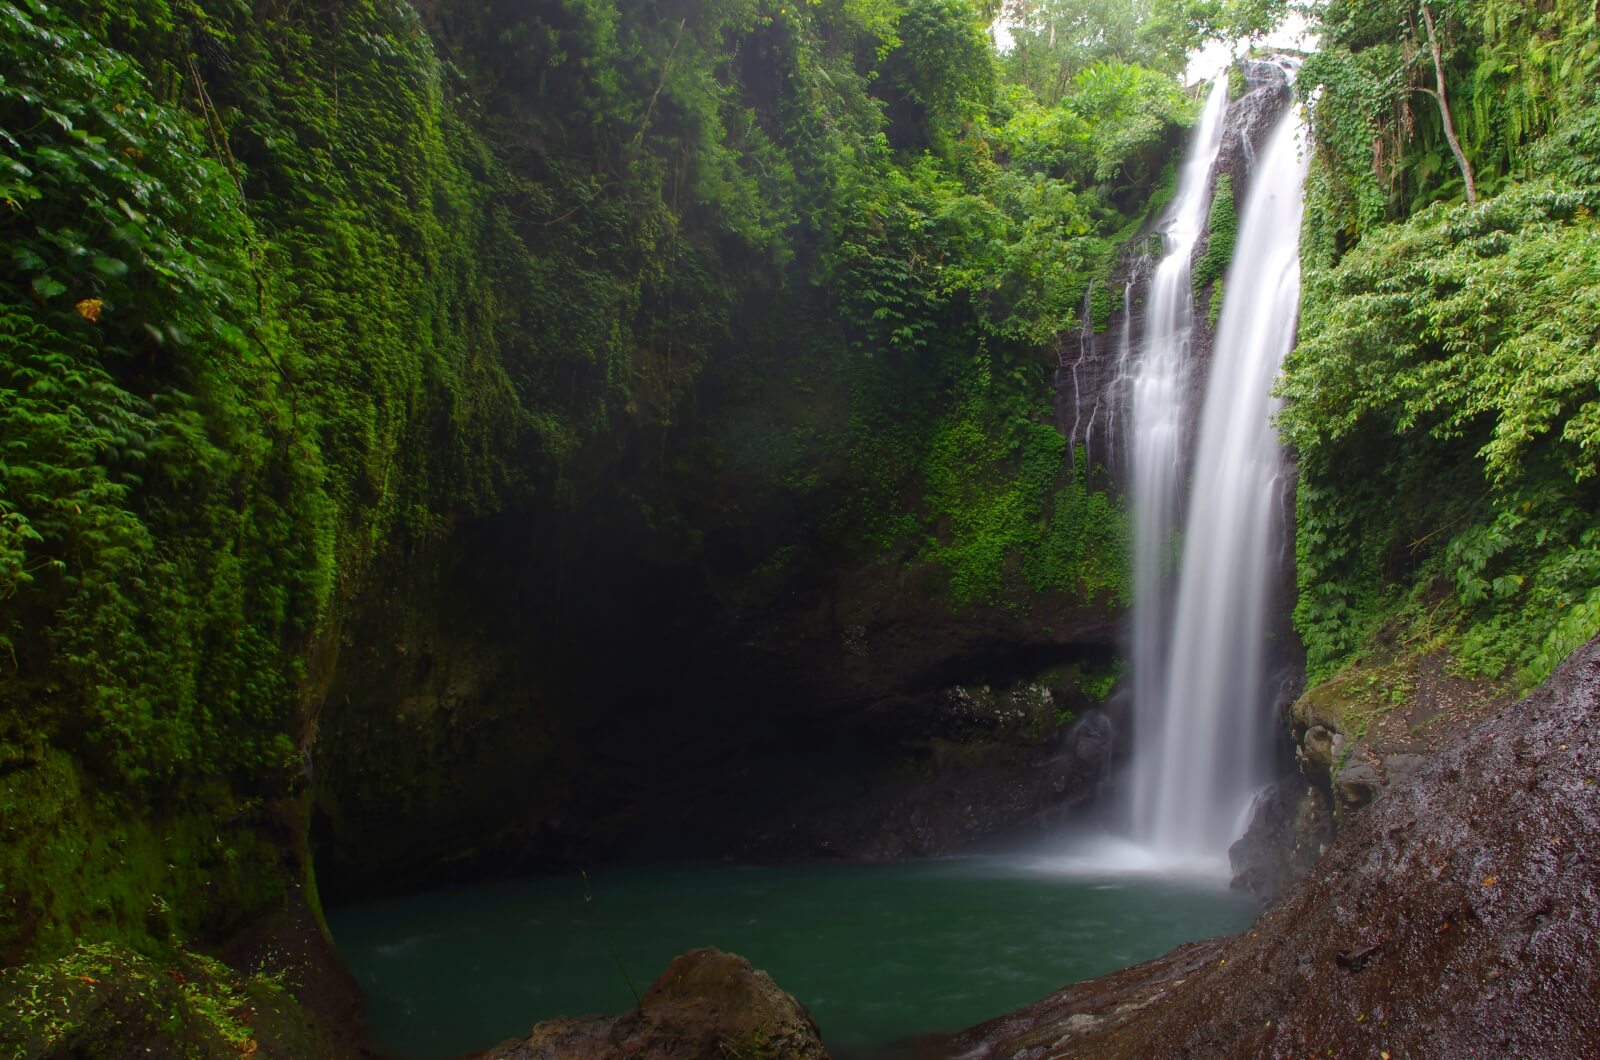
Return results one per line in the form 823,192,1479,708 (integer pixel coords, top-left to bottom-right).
634,18,688,148
1419,3,1477,205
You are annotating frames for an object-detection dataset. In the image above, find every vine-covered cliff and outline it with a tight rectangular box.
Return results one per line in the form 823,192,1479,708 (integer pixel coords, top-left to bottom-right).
1274,0,1600,834
0,0,1253,1046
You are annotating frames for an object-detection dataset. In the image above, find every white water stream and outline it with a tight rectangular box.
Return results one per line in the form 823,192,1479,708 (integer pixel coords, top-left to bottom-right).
1126,75,1230,852
1129,75,1309,861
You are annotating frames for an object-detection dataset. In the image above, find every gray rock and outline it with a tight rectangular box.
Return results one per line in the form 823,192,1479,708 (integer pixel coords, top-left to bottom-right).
1067,711,1116,777
1299,725,1336,783
1286,784,1335,876
1228,776,1335,902
1332,757,1383,819
1228,779,1297,900
924,634,1600,1059
1380,752,1427,787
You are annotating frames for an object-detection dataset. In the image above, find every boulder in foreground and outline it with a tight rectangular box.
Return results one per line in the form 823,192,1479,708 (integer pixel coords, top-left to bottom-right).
483,947,828,1059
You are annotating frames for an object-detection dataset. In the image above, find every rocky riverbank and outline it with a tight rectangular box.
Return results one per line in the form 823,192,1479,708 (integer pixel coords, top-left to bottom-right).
1231,636,1515,901
914,634,1600,1058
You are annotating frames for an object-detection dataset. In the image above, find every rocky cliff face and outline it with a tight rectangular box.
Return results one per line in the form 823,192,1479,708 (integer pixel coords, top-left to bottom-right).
310,502,1130,898
1054,62,1310,900
1231,639,1516,901
1054,62,1294,493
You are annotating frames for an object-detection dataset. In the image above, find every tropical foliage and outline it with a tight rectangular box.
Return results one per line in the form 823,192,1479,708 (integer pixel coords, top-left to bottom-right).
1288,0,1600,688
0,0,1241,963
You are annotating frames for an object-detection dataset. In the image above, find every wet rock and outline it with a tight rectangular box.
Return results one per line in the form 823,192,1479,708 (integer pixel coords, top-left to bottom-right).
1061,711,1116,793
936,681,1055,744
1380,752,1426,786
1288,650,1513,834
312,480,1130,901
483,947,827,1059
735,674,1127,861
1214,60,1294,209
1286,784,1335,873
1331,756,1383,819
1228,780,1336,902
918,635,1600,1059
1298,724,1335,784
1053,60,1296,493
1227,779,1296,899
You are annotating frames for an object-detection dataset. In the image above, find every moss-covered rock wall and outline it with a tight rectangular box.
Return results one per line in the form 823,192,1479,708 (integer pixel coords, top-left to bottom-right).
0,0,1205,1010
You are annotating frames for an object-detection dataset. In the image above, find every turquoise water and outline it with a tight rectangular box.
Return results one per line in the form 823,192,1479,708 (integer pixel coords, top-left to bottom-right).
330,851,1255,1058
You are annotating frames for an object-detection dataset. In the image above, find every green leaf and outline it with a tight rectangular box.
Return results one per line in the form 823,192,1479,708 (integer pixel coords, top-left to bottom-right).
91,255,129,278
31,275,66,299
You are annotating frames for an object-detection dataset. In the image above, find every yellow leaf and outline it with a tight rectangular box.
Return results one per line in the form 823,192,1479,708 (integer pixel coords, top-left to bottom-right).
75,298,103,323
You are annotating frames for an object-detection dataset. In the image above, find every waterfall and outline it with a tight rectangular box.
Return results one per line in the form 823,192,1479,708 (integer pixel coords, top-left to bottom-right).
1066,282,1094,471
1130,77,1309,859
1103,282,1135,475
1127,75,1229,844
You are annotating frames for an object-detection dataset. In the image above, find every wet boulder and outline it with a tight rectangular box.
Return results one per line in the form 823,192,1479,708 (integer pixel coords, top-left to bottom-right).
484,947,828,1059
1331,755,1384,819
1228,779,1335,902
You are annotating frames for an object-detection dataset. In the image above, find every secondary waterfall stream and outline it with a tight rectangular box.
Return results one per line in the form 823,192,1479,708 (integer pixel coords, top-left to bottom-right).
1128,68,1309,862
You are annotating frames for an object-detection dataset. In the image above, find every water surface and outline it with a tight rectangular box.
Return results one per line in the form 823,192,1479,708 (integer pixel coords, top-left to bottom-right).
331,851,1255,1058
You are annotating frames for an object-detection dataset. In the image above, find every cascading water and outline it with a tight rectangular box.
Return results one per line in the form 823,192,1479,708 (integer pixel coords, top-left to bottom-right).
1103,282,1135,475
1131,71,1309,860
1066,282,1096,471
1127,75,1230,843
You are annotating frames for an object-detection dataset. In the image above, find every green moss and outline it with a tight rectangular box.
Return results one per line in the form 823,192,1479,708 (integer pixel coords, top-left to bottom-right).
1293,657,1418,745
920,414,1129,608
1044,658,1125,720
1205,276,1224,329
730,1028,774,1058
0,751,283,963
1089,279,1117,331
1192,172,1236,296
0,0,531,961
1110,159,1181,249
1227,63,1246,102
1078,659,1124,702
0,942,339,1059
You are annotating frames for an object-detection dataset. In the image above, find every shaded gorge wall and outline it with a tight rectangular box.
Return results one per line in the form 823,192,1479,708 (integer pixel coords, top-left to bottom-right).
0,0,1201,966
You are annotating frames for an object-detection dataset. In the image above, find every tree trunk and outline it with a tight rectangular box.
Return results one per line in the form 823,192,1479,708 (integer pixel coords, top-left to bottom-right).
1420,3,1478,206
